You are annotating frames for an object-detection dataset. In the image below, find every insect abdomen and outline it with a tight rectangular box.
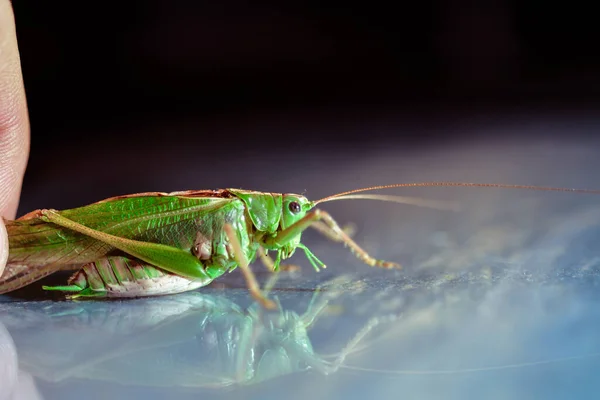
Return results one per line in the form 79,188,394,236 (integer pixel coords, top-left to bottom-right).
47,256,212,298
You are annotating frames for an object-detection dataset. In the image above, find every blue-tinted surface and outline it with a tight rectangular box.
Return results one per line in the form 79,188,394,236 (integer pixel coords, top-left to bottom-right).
3,121,600,400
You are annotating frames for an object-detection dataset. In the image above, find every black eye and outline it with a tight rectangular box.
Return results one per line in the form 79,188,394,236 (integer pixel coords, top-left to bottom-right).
288,201,301,214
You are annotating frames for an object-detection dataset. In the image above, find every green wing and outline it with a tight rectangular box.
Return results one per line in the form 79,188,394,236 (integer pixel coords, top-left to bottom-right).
0,191,235,294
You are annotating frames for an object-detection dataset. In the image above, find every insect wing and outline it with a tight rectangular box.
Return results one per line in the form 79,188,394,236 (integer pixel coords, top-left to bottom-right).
0,192,234,293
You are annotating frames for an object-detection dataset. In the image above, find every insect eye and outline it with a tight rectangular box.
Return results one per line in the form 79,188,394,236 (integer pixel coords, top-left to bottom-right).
288,201,301,214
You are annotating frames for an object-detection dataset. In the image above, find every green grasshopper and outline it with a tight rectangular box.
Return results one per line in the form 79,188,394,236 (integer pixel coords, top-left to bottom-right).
1,182,595,309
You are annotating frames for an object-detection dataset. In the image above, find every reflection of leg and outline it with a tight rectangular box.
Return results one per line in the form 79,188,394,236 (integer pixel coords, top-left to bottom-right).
291,315,393,375
300,287,330,329
325,316,384,373
262,271,280,295
224,224,276,310
300,275,354,328
311,221,357,243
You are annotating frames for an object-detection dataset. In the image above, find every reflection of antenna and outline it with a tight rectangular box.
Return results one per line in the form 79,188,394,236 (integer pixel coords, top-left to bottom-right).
332,352,600,376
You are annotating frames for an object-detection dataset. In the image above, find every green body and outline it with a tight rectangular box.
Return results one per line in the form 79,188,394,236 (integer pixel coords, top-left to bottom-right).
0,189,314,298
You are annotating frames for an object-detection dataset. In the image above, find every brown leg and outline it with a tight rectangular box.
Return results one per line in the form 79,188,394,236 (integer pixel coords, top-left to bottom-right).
257,221,356,275
310,221,357,243
265,209,400,270
224,224,276,310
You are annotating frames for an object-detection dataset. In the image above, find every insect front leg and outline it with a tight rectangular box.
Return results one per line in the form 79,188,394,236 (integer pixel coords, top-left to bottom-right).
223,224,277,310
310,221,357,243
264,209,401,270
257,220,357,274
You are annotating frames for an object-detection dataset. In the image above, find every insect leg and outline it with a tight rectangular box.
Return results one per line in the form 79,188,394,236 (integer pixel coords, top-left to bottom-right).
310,221,357,243
256,247,284,294
44,256,210,299
39,209,212,281
300,287,331,329
257,247,301,273
223,223,277,310
260,255,308,295
265,209,400,269
312,212,400,268
257,246,276,271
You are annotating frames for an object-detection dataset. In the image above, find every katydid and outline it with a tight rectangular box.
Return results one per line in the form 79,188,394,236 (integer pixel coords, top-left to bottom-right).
1,182,597,309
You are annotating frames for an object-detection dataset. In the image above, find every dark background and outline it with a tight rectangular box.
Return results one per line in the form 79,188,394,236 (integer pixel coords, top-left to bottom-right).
10,1,600,211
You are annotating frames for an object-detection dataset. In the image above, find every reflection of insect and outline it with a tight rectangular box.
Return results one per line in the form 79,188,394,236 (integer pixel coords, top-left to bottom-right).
0,279,395,387
2,182,595,308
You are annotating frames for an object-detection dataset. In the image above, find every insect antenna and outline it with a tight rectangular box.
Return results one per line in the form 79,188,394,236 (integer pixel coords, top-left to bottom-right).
314,182,600,206
315,194,461,211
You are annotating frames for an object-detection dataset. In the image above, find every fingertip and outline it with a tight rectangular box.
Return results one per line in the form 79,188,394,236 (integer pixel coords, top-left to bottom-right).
0,0,30,219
